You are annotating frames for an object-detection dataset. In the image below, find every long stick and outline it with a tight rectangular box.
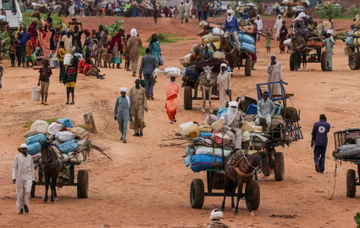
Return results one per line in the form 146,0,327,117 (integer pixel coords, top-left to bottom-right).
91,144,113,161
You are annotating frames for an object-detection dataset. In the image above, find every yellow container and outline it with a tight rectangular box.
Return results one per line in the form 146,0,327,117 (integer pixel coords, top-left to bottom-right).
241,121,256,133
188,124,200,138
211,119,224,132
353,18,360,27
199,125,213,132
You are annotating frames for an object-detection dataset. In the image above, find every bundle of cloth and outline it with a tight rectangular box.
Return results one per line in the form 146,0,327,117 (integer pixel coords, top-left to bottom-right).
333,144,360,160
23,118,92,164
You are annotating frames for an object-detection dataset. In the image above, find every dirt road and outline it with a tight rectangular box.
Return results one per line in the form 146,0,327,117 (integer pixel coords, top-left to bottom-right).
0,17,359,228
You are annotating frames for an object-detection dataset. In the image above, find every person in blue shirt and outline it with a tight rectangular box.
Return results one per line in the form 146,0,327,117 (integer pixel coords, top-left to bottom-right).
242,11,249,20
19,27,29,68
311,114,331,173
224,9,240,52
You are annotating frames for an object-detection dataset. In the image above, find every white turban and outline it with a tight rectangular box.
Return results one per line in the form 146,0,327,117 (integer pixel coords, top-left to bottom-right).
210,209,223,220
20,144,28,149
226,9,234,15
228,101,238,108
298,12,305,18
327,29,333,35
119,87,127,93
220,63,227,68
130,28,137,37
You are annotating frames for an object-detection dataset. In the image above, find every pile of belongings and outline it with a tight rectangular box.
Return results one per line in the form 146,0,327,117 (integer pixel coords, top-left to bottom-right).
183,110,270,173
345,29,360,49
24,118,92,165
333,144,360,160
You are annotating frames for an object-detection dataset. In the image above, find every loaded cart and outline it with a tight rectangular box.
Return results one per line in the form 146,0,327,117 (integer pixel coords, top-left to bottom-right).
342,26,360,70
332,129,360,197
31,162,89,198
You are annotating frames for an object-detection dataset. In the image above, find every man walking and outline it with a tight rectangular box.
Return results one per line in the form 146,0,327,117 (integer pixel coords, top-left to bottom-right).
129,78,148,137
12,144,35,214
267,55,283,97
127,29,142,77
37,59,52,105
19,27,29,67
197,2,202,22
311,114,330,173
139,48,156,100
114,87,132,143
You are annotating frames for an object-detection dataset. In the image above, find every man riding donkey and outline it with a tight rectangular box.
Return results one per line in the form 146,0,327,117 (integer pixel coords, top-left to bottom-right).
223,9,240,54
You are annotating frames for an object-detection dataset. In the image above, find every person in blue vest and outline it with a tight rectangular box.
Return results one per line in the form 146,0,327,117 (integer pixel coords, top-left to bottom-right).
224,9,240,52
311,114,330,173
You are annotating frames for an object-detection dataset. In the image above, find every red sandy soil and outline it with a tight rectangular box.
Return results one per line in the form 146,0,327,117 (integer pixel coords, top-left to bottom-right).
0,16,359,228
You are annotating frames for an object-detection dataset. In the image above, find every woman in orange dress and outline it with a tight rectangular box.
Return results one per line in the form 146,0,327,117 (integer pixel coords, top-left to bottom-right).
38,20,52,58
165,76,180,124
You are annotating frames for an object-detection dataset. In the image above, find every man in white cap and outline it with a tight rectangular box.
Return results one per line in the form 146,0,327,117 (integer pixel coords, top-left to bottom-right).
324,29,335,71
267,54,283,96
207,208,228,228
129,78,148,137
217,63,231,109
255,91,275,130
254,15,263,41
114,87,132,143
293,12,309,40
224,9,240,52
179,1,186,23
12,144,35,214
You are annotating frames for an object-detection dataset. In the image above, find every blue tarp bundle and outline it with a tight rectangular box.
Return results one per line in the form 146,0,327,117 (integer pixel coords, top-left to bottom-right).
58,140,78,154
238,32,255,45
241,42,256,53
190,155,224,172
57,118,74,128
26,134,47,145
27,142,41,155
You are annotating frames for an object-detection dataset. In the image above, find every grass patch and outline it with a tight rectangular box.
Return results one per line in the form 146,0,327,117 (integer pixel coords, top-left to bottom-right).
139,46,146,56
22,12,64,28
146,33,186,43
24,118,62,129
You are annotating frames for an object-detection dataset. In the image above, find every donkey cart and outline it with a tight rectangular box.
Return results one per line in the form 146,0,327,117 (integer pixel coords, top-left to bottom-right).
332,129,360,198
190,170,260,210
31,162,89,199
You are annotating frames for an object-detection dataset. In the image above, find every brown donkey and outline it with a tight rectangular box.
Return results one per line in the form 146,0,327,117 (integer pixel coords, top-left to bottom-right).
222,151,270,216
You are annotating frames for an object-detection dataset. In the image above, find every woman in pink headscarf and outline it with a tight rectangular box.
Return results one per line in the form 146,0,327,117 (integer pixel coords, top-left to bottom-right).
27,21,38,52
38,20,52,58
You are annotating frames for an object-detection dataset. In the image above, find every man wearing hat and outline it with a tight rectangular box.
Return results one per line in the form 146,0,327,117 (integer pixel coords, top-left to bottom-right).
324,29,335,71
207,208,228,228
255,91,275,130
129,78,148,137
114,87,132,143
12,144,35,214
311,114,330,173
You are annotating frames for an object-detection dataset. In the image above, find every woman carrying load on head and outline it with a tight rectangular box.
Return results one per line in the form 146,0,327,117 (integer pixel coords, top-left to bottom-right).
38,20,52,58
149,34,161,67
165,74,180,124
27,21,38,52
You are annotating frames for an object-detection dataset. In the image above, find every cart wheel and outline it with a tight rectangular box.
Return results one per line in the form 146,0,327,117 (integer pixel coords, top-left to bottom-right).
77,170,89,198
31,182,35,198
346,169,356,198
321,51,327,71
290,52,300,71
349,53,360,70
245,55,252,77
246,180,260,210
190,179,204,209
274,152,284,181
184,86,192,110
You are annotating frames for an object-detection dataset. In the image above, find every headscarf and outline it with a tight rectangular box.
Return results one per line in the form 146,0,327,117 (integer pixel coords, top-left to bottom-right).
28,21,37,34
130,28,137,37
135,78,141,82
219,63,227,74
226,9,234,23
149,33,158,46
109,31,123,52
210,209,223,220
327,29,333,35
296,12,305,21
20,144,28,149
119,87,127,92
226,101,238,125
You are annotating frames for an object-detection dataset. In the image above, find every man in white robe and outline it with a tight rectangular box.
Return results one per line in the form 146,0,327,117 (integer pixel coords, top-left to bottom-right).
12,144,35,214
255,92,275,129
224,101,243,149
274,15,283,40
217,63,231,109
267,55,283,96
254,15,263,41
185,0,192,22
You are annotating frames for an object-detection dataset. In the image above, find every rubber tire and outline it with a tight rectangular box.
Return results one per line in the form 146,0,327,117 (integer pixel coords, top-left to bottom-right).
274,152,285,181
77,170,89,198
321,51,327,71
346,169,356,198
31,182,35,198
290,52,300,71
246,180,260,210
245,55,252,76
190,179,204,209
349,53,360,70
184,86,192,110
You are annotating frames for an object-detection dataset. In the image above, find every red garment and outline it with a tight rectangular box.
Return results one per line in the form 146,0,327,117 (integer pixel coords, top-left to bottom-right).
84,29,91,37
248,52,257,62
83,63,92,75
109,31,123,53
164,8,169,17
78,58,86,73
165,82,180,121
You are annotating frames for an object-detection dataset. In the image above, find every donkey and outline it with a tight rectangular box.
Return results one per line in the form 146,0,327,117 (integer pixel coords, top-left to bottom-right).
199,66,216,114
222,151,270,216
39,140,63,203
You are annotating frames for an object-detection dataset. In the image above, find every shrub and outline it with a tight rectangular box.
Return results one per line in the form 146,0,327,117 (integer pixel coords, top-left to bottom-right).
99,20,124,37
346,5,360,17
316,3,341,19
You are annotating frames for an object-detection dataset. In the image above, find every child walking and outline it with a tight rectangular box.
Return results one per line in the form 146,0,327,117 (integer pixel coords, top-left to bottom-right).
37,59,52,105
58,41,66,82
9,40,16,67
125,34,131,71
266,32,272,53
25,36,33,68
